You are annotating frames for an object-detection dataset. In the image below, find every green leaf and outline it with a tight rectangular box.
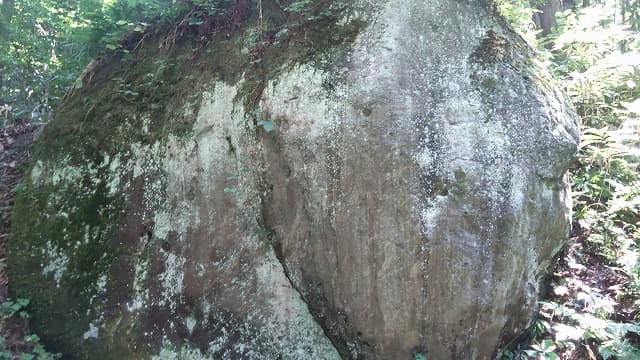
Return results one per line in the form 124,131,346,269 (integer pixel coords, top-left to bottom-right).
25,334,39,342
257,120,275,132
105,43,118,50
275,28,289,38
75,79,84,89
116,20,128,26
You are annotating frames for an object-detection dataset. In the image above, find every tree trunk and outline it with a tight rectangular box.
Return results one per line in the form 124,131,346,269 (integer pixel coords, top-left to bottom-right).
0,0,14,40
534,0,563,36
0,0,14,97
621,0,640,30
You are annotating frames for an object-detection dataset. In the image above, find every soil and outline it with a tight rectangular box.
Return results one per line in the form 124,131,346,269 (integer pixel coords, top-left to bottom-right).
0,121,41,356
546,222,638,360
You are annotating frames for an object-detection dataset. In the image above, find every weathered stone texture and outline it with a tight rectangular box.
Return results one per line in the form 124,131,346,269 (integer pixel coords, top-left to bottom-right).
9,1,578,359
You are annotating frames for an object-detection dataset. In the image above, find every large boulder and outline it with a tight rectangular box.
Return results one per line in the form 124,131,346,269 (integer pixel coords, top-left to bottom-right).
9,0,578,359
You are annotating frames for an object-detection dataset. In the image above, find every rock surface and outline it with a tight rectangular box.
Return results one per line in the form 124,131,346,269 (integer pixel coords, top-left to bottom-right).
8,0,578,359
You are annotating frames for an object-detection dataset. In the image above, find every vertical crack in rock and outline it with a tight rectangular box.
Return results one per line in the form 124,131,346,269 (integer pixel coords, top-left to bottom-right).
252,61,346,357
274,239,346,359
258,192,347,359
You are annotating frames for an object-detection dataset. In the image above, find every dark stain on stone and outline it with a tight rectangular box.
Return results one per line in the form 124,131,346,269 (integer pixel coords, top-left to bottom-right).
225,135,235,155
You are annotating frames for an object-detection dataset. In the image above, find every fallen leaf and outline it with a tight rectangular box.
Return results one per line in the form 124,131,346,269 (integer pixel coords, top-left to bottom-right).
567,254,586,270
554,285,570,296
553,323,584,341
607,284,624,293
621,98,640,114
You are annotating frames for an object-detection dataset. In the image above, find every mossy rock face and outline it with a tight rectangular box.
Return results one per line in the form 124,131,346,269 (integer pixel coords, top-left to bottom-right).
9,1,578,359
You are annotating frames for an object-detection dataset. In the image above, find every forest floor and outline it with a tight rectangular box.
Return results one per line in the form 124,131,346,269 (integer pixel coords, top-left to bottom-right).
0,122,41,355
552,230,637,359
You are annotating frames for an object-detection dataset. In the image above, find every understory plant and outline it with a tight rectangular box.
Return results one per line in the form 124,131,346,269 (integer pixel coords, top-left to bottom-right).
0,298,60,359
498,0,640,358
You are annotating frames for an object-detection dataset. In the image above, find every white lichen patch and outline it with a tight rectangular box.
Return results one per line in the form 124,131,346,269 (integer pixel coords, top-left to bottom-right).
30,156,93,188
261,64,340,140
42,240,68,287
82,322,100,340
185,316,197,335
508,165,528,213
141,116,151,134
254,253,341,359
89,273,109,306
150,135,201,242
30,160,44,183
152,82,248,241
49,158,88,186
206,322,231,354
106,155,122,195
158,251,186,312
152,344,213,360
129,141,164,179
127,257,149,312
30,151,125,206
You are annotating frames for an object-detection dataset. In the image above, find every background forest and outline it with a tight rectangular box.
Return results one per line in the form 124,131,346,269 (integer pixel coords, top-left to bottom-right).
495,1,640,359
1,0,639,359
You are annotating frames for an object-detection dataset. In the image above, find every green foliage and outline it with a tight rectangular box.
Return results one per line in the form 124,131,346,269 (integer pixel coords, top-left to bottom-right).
621,0,640,31
0,0,205,125
284,0,313,13
524,339,559,360
539,300,640,359
495,0,640,358
0,299,60,359
539,3,640,127
0,298,29,320
413,353,427,360
558,3,640,275
494,0,538,37
0,0,347,126
257,119,275,132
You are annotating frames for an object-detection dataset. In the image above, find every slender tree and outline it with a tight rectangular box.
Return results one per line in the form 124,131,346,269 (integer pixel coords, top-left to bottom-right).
533,0,563,36
0,0,14,41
